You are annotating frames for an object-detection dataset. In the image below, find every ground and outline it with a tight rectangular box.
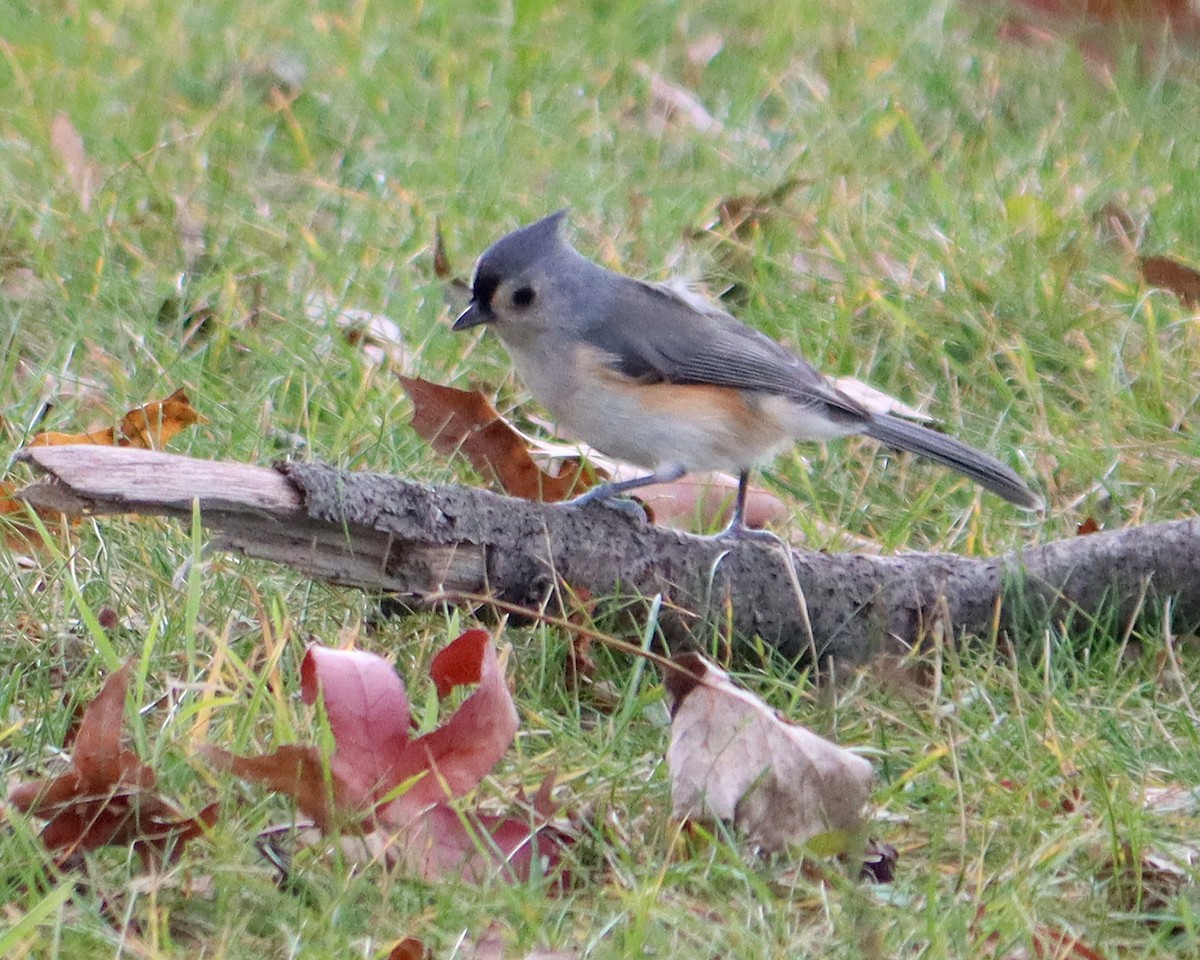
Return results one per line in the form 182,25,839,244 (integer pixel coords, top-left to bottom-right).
1,0,1199,957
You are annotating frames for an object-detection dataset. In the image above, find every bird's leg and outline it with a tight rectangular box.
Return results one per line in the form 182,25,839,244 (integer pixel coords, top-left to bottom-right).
567,463,686,518
715,470,782,542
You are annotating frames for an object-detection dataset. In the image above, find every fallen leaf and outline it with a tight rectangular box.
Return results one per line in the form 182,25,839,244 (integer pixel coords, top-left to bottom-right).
1093,201,1144,253
991,0,1200,74
1031,926,1106,960
1142,783,1199,815
829,377,933,422
8,663,217,867
208,631,571,882
306,292,407,368
637,63,722,138
1076,517,1100,536
0,479,77,552
388,937,431,960
859,838,898,882
1140,254,1200,307
458,922,580,960
686,33,724,69
29,388,208,449
691,179,806,243
1098,836,1198,916
628,471,785,531
49,113,99,212
664,652,874,852
399,376,599,501
433,221,473,314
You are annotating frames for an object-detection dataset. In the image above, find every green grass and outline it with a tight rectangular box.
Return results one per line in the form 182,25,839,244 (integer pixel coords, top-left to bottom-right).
2,0,1200,956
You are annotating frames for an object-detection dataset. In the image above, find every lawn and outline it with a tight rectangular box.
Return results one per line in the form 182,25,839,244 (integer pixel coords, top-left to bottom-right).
1,0,1199,956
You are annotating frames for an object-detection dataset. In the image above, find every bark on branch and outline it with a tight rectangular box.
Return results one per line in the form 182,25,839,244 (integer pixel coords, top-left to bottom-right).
16,446,1200,666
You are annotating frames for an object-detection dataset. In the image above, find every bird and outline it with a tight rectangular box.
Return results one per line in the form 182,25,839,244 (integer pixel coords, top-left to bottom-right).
452,210,1039,537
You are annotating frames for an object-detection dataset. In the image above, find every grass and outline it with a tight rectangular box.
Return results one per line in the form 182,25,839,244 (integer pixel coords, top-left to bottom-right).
2,0,1200,955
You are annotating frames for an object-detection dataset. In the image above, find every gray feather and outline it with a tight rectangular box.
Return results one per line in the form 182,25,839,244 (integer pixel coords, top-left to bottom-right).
863,414,1041,509
584,275,870,426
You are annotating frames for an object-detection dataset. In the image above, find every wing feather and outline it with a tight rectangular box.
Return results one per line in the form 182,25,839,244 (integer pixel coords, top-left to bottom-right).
584,276,869,426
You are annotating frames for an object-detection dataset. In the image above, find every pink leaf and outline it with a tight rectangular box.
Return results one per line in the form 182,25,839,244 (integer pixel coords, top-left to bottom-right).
379,629,519,820
210,630,557,883
300,645,412,807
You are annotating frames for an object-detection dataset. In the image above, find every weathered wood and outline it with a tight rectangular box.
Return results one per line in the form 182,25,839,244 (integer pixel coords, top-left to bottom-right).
17,446,1200,665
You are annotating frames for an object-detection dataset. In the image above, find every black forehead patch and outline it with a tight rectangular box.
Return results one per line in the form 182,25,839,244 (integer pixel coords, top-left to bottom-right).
472,268,501,308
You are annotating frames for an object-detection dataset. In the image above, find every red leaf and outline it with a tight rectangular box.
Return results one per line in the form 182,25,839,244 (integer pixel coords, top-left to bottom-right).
301,645,413,809
211,631,558,882
377,629,518,822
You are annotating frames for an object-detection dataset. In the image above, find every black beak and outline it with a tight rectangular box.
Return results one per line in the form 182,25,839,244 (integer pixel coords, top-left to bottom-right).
452,301,491,331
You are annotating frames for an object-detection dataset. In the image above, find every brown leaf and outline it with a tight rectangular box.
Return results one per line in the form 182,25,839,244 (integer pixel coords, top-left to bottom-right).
664,652,874,852
1031,926,1106,960
860,838,898,883
117,388,208,448
49,113,98,212
693,179,806,242
1076,517,1100,536
28,388,208,449
8,663,216,867
399,376,600,501
0,479,76,552
433,222,473,314
637,63,723,138
433,220,454,280
1140,254,1200,307
1094,201,1143,253
388,938,431,960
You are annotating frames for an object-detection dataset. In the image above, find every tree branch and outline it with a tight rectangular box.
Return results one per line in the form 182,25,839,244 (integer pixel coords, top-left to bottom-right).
17,446,1200,665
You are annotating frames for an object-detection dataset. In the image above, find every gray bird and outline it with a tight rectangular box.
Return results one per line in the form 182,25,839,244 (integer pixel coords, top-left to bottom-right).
453,211,1039,537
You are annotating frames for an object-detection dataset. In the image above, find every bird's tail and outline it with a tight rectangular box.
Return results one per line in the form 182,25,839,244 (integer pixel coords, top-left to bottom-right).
862,413,1041,510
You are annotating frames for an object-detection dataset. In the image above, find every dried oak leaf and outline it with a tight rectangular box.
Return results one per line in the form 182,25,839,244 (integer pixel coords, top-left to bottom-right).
0,478,77,552
29,388,207,449
8,663,218,867
433,220,473,315
208,630,571,882
387,938,431,960
399,375,598,502
664,652,874,852
1141,254,1200,307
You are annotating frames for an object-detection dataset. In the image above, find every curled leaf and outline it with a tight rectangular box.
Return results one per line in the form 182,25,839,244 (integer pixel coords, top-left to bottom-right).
665,652,874,852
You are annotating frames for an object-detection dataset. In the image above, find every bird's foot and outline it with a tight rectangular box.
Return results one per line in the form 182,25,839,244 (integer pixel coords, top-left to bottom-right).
565,490,649,522
713,521,786,545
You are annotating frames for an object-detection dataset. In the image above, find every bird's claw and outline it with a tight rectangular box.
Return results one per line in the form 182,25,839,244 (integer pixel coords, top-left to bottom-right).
567,493,649,523
714,523,785,545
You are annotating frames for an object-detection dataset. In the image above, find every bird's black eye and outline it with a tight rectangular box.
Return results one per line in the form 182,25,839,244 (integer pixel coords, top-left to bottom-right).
512,286,535,308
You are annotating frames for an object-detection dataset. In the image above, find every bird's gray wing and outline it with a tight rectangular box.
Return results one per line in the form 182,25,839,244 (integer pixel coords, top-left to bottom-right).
585,277,870,425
